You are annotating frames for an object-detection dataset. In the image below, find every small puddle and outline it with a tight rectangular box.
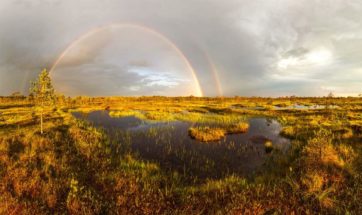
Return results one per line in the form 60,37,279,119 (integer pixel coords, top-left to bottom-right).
73,111,290,182
230,104,265,110
273,104,339,110
230,104,339,111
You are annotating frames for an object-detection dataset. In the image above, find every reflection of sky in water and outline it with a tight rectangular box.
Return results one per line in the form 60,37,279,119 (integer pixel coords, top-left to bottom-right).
73,111,290,181
230,104,339,110
273,104,339,110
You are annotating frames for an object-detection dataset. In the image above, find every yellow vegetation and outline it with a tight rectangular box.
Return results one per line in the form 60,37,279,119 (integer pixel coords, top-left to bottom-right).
227,122,249,134
189,126,226,142
280,126,295,138
264,140,273,153
0,96,362,213
342,128,353,139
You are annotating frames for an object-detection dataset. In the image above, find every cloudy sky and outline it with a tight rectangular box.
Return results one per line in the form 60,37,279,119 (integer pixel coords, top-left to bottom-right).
1,0,362,97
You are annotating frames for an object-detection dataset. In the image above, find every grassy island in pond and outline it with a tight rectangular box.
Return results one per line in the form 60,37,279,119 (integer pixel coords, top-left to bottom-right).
189,126,226,142
188,122,249,142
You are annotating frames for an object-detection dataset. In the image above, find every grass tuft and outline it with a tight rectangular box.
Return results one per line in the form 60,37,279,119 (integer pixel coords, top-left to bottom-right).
189,126,226,142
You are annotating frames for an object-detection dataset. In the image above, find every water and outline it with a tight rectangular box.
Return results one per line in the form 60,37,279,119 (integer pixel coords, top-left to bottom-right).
229,104,265,110
73,111,290,181
273,104,339,110
230,103,339,110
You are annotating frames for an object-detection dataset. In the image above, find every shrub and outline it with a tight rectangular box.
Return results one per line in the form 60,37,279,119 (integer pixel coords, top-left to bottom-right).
264,140,273,153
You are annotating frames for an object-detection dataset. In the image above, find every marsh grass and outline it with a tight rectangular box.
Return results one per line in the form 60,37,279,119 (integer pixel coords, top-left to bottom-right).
188,120,249,142
189,126,226,142
226,122,249,134
109,110,146,119
0,96,361,213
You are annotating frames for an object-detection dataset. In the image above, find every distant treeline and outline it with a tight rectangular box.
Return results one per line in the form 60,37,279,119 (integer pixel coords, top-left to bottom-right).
1,94,360,107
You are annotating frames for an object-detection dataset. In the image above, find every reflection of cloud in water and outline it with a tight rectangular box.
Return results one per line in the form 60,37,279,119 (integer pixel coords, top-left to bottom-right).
73,111,291,182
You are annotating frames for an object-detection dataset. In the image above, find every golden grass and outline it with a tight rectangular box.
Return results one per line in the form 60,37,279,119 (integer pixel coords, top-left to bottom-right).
109,110,146,119
280,126,295,138
0,96,362,213
226,122,249,134
304,139,345,168
188,121,250,142
189,126,226,142
302,171,325,193
342,128,353,139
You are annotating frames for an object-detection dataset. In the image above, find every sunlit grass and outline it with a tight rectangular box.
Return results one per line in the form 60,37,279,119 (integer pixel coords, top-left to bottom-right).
109,109,146,119
0,96,361,213
226,122,249,134
189,126,226,142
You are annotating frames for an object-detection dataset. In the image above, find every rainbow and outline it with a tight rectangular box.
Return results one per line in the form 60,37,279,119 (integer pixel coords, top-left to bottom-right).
203,51,223,97
49,23,203,97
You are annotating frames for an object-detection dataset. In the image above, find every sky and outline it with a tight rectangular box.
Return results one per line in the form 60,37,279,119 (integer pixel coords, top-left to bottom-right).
0,0,362,97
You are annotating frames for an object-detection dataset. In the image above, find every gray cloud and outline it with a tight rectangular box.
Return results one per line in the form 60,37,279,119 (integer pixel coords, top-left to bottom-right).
0,0,362,96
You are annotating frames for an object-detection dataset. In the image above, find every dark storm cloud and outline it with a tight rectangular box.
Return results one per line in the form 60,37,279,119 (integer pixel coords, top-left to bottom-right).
1,0,362,96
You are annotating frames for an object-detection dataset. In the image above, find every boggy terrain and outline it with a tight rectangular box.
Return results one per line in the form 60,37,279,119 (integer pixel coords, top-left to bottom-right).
0,96,362,214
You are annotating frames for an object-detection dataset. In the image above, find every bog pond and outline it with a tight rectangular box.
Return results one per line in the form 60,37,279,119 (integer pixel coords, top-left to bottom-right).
73,111,290,182
230,104,339,110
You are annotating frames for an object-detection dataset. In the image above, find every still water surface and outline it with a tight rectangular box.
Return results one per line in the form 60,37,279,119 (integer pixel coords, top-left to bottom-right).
73,111,290,181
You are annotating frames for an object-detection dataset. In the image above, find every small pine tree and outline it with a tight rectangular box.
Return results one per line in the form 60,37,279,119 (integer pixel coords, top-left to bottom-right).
30,69,55,134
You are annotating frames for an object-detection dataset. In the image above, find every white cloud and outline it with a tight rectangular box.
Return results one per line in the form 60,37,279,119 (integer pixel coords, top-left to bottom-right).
305,48,332,66
129,67,180,88
277,47,332,70
277,57,299,69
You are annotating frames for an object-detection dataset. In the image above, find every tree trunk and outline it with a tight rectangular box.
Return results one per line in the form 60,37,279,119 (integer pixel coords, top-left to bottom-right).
41,111,43,134
41,100,44,134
